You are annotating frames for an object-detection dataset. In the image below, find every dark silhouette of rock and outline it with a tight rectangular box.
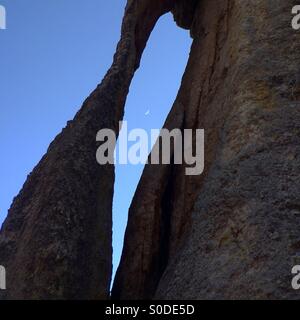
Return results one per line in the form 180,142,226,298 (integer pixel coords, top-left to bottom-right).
0,0,176,300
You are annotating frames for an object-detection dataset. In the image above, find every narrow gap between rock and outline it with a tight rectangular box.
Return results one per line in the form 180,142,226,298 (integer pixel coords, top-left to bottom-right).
111,12,192,289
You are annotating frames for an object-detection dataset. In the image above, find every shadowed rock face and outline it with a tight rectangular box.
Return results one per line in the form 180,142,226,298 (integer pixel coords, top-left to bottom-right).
0,0,177,300
1,0,300,300
113,0,300,300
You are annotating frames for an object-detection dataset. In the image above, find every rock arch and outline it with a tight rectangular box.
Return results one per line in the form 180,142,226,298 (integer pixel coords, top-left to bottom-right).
1,0,300,300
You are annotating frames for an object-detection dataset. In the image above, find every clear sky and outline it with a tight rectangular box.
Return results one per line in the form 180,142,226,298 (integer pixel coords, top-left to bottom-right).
0,1,192,281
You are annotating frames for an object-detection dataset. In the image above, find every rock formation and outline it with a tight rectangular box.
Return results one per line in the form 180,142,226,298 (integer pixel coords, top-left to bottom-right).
113,0,300,300
1,0,300,300
0,0,176,300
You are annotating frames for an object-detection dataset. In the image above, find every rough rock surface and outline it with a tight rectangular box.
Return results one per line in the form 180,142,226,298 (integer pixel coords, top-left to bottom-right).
113,0,300,300
0,0,175,300
1,0,300,300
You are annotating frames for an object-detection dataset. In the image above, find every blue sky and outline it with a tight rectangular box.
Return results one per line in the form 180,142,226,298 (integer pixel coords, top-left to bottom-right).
0,1,191,280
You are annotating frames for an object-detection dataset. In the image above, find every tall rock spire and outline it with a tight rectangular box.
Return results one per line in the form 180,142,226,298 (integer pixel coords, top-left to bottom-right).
0,0,175,300
113,0,300,300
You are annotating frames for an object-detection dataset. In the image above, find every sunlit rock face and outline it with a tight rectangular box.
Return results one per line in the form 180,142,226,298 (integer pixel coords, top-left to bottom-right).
1,0,300,300
114,0,300,300
155,0,300,300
